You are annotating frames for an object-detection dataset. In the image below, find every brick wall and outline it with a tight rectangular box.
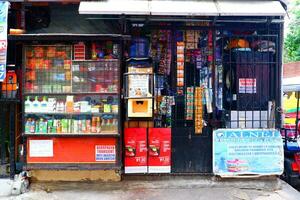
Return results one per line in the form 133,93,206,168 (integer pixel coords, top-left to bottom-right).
283,62,300,78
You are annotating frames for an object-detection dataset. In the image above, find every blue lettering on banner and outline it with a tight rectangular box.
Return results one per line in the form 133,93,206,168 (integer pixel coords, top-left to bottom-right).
95,145,116,162
213,129,284,176
0,64,5,81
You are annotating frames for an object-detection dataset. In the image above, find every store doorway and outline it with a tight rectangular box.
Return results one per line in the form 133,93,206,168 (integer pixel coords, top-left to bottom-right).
171,29,213,173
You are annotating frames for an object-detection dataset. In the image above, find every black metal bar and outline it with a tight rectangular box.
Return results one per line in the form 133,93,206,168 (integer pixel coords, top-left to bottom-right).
276,21,284,129
212,30,216,121
21,44,26,170
9,103,15,179
284,128,287,148
118,38,124,171
251,35,255,129
0,103,6,165
8,35,130,41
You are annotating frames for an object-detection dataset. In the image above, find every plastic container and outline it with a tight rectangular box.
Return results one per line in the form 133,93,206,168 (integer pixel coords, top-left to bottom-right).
129,38,149,58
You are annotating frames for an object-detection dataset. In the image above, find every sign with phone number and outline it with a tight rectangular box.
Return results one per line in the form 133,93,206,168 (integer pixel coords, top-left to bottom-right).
95,145,116,163
213,129,284,176
0,2,9,82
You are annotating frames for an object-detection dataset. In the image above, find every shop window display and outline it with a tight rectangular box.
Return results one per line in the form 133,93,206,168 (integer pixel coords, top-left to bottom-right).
24,42,120,135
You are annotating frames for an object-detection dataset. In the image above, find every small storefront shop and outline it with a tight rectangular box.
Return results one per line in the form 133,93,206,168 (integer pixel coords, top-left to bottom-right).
7,0,286,180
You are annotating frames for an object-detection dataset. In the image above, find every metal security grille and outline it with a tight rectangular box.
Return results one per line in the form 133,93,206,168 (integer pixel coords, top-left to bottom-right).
0,67,20,178
219,34,278,129
0,103,16,178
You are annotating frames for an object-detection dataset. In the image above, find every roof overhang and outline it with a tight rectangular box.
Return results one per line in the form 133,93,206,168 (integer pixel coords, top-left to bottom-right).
216,1,286,16
283,77,300,92
8,33,130,41
79,0,286,17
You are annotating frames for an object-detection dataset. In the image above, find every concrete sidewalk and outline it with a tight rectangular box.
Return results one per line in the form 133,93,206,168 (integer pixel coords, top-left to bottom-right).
3,176,300,200
0,178,13,197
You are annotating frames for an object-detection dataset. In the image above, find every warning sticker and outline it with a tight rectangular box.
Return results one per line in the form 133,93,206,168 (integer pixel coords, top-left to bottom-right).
95,145,116,162
239,78,256,94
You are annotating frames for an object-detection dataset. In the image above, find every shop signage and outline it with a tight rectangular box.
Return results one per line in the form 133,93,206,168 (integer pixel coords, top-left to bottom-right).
29,140,53,157
239,78,256,94
95,145,116,162
128,74,149,98
213,129,284,176
0,1,9,82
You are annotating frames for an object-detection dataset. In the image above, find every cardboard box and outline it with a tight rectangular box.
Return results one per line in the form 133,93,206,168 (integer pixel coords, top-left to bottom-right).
148,128,171,173
124,128,147,174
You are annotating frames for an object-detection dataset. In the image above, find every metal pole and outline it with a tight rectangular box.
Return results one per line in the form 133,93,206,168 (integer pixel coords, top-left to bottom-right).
9,103,15,179
0,103,6,165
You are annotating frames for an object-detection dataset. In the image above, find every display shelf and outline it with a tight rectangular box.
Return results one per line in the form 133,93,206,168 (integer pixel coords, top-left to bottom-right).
126,57,152,62
24,132,119,137
72,59,119,62
24,112,118,116
124,97,154,100
124,72,154,75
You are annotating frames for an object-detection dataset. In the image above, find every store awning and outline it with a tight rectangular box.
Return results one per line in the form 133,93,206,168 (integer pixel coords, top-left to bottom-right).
79,0,150,15
216,1,286,16
283,77,300,92
148,1,218,16
79,0,286,17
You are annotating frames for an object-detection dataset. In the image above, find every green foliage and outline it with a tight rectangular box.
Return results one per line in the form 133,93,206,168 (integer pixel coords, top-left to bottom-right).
284,0,300,63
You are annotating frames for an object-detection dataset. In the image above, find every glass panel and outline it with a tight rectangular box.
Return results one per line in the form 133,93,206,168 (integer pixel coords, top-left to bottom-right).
25,45,72,94
24,43,120,135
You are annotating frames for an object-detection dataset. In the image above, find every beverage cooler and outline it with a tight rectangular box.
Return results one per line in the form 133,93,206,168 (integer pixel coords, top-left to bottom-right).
22,41,122,169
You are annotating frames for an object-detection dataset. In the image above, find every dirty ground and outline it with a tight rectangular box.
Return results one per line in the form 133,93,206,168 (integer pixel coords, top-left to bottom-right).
2,176,300,200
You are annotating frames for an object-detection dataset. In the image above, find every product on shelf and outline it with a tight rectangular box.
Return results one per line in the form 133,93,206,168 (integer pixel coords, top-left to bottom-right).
25,116,118,134
32,96,40,113
185,30,200,50
186,87,194,120
150,30,172,75
177,41,185,94
24,96,119,114
195,87,203,134
25,96,32,112
25,45,72,94
74,42,86,60
65,95,74,112
72,60,119,93
24,43,120,136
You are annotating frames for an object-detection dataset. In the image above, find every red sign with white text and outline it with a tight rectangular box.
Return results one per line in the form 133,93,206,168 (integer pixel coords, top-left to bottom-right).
148,128,171,173
124,128,147,173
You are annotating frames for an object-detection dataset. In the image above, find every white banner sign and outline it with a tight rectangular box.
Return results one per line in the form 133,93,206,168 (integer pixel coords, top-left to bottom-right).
239,78,256,94
0,1,9,82
29,140,53,157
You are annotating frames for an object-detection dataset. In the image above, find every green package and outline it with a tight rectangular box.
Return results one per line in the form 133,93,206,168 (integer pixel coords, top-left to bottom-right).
39,119,48,133
68,119,72,133
61,119,68,133
35,120,40,133
47,120,53,133
52,120,58,133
